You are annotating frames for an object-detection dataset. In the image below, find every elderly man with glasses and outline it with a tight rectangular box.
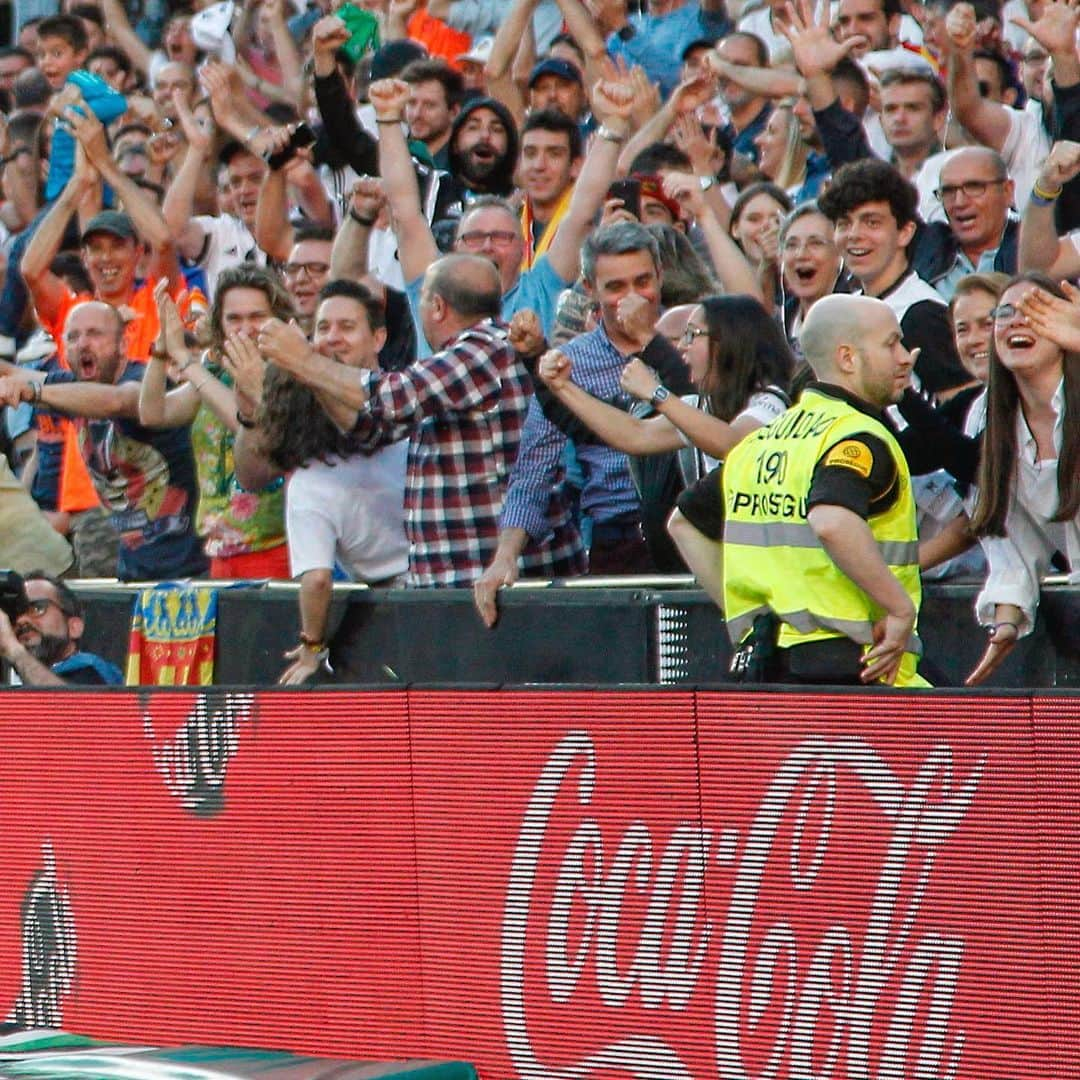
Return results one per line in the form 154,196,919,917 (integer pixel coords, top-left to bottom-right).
912,146,1018,302
0,572,122,686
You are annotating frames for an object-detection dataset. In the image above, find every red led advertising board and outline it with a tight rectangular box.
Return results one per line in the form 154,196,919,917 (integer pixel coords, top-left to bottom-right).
0,689,1075,1080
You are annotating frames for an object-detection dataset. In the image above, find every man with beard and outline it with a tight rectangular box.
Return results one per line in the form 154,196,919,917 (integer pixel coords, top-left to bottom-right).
0,572,122,685
447,96,520,200
0,301,207,582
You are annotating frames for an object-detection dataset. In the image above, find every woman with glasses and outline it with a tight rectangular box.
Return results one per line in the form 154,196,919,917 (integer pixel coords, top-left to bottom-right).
536,295,794,482
778,203,851,352
964,272,1080,684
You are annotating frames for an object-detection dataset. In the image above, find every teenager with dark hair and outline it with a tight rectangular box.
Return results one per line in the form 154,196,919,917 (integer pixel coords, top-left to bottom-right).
819,159,968,396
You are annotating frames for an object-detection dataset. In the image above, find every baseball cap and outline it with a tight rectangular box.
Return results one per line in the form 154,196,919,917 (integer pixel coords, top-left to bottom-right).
81,211,137,243
458,36,494,65
528,57,583,88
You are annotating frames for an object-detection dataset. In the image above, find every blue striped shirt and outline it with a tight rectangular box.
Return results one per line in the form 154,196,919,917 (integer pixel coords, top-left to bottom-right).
499,324,640,542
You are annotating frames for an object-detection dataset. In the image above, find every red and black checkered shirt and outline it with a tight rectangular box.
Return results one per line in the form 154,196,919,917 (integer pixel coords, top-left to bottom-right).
351,319,581,586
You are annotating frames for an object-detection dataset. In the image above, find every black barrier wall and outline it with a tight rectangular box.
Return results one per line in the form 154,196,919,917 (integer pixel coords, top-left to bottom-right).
66,581,1080,688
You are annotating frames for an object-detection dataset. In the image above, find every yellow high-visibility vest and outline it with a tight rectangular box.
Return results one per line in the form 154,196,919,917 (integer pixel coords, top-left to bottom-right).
721,386,927,687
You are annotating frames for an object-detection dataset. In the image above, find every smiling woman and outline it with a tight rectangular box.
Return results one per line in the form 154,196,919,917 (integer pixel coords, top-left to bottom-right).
965,272,1080,684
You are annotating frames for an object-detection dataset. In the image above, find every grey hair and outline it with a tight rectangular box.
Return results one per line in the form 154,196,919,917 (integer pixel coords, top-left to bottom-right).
581,221,661,285
779,200,830,245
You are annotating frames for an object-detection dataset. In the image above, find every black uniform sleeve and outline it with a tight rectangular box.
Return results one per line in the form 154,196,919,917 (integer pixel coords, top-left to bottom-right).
314,71,379,176
899,301,970,395
891,388,981,486
640,333,695,396
807,431,899,519
676,465,725,540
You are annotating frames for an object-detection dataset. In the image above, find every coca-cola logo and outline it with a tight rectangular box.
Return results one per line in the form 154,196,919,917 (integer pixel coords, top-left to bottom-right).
501,732,984,1079
142,692,255,816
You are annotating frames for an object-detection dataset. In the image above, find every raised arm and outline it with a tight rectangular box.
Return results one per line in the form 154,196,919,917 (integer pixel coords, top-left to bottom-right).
330,179,383,280
945,3,1012,151
619,356,770,459
370,78,439,283
163,96,217,262
1019,140,1080,275
484,0,538,126
99,0,153,76
662,172,763,301
545,75,638,284
263,0,304,107
21,167,93,329
66,104,181,286
254,166,294,264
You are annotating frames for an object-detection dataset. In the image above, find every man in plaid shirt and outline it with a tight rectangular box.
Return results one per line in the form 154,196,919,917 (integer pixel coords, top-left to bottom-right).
257,255,581,587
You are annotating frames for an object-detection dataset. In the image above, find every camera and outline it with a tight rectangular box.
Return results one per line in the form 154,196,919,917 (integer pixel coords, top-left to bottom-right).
0,570,28,622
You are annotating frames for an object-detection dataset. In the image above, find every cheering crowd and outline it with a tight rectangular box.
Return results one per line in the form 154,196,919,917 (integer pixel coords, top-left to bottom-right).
0,0,1075,686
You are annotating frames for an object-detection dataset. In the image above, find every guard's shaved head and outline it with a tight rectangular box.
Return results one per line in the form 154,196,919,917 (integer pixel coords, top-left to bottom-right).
799,294,895,378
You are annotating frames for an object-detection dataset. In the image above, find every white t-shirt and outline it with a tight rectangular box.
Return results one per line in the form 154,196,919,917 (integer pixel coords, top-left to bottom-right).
999,104,1051,215
191,213,266,299
286,443,410,583
676,387,789,482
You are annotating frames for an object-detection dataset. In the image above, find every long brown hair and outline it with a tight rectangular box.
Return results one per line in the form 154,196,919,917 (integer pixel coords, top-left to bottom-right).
970,272,1080,537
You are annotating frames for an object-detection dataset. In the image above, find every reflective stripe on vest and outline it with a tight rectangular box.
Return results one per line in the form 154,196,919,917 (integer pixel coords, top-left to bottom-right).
723,521,920,566
721,387,923,670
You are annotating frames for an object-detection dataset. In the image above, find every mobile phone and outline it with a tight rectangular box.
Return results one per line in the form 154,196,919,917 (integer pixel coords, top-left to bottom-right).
266,123,317,171
607,178,641,220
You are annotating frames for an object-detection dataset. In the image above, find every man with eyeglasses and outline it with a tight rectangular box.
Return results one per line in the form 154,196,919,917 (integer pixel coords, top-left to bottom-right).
912,146,1018,301
0,572,123,685
281,226,333,335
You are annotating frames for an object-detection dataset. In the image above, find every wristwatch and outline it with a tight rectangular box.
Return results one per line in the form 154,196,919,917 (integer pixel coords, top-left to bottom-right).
698,175,716,192
650,385,670,408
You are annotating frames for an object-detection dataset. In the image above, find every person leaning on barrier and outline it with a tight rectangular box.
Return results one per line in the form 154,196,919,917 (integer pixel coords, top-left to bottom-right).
0,572,122,686
668,293,930,687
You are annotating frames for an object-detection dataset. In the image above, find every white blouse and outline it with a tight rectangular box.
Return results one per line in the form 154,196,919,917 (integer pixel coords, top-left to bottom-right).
965,382,1079,635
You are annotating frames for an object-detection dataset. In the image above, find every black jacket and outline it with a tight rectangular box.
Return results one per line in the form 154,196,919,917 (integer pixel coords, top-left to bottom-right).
911,216,1020,286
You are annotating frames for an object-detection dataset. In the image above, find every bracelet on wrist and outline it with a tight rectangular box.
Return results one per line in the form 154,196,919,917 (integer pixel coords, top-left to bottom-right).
348,207,377,227
299,632,326,652
1031,180,1063,205
236,409,256,429
989,620,1019,637
597,123,628,145
243,124,261,145
30,380,42,404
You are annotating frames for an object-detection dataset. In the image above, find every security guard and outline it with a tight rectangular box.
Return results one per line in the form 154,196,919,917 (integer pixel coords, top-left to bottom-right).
669,294,929,687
